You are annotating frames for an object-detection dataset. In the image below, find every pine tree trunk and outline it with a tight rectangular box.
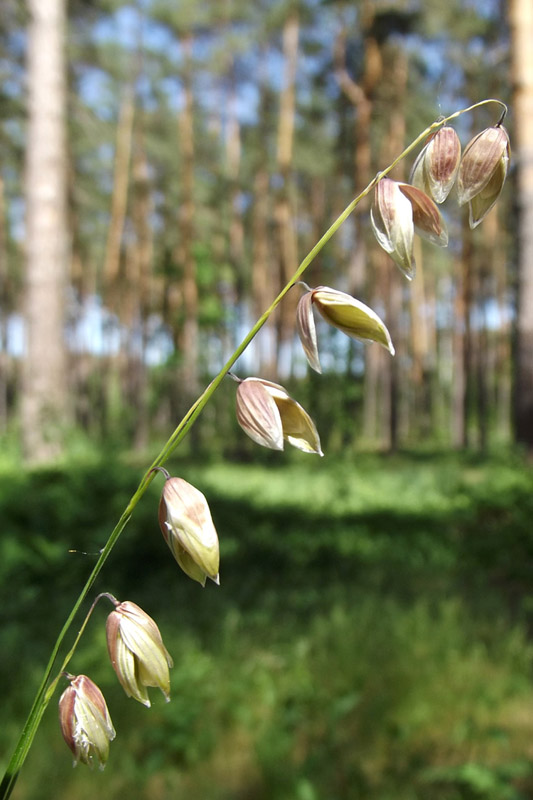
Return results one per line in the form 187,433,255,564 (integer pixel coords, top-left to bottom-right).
510,0,533,450
476,211,504,449
383,45,408,451
176,34,198,399
338,8,385,447
21,0,69,462
0,175,8,432
130,128,153,451
363,249,390,447
334,0,381,197
103,89,134,293
99,91,135,438
474,261,489,452
251,51,276,376
252,165,276,376
409,238,432,438
492,213,511,441
454,216,475,449
451,249,467,448
226,61,244,286
274,12,299,368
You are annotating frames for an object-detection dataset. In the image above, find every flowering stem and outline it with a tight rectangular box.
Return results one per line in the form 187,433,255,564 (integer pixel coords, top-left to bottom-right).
0,97,505,800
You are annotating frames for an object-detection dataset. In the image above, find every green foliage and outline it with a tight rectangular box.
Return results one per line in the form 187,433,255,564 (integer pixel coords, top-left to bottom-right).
6,598,533,800
2,452,533,798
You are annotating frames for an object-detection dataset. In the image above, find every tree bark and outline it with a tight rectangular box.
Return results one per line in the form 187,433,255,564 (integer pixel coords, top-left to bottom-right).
451,249,467,448
130,127,153,451
226,60,244,282
103,88,135,295
274,12,299,368
492,214,511,441
252,165,277,376
453,216,475,449
409,237,432,438
0,175,9,432
21,0,69,462
176,34,199,399
251,48,276,376
382,45,408,451
335,0,382,435
510,0,533,450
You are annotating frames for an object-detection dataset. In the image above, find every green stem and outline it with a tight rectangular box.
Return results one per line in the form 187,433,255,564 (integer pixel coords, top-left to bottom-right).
0,98,505,800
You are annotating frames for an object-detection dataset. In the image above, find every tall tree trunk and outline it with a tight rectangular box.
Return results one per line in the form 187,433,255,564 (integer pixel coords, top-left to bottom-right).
274,12,299,370
362,249,391,447
103,88,135,295
251,49,276,376
222,60,246,370
99,90,135,439
409,237,432,439
382,45,408,451
473,258,489,452
451,250,466,448
334,0,381,201
21,0,69,462
226,60,244,287
453,216,475,449
510,0,533,450
129,127,153,451
0,175,9,432
335,3,383,444
492,214,512,441
176,34,198,400
252,164,277,376
476,211,504,450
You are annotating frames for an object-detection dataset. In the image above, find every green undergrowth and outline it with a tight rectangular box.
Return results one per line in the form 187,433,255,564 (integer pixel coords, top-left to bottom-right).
2,451,533,799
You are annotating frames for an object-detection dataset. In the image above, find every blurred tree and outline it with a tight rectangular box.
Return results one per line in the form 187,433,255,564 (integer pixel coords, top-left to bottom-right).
251,46,277,376
176,33,199,399
103,87,135,299
0,3,27,435
510,0,533,452
0,0,514,453
21,0,70,462
274,7,300,367
0,175,9,431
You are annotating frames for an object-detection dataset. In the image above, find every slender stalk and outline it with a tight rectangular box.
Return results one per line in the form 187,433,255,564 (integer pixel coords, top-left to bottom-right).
0,99,505,800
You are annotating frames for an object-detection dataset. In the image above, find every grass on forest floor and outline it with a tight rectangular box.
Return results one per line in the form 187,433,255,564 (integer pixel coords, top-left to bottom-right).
2,451,533,800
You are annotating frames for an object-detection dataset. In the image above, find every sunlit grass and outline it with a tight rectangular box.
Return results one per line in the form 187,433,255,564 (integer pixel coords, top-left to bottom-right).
10,598,533,800
3,451,533,799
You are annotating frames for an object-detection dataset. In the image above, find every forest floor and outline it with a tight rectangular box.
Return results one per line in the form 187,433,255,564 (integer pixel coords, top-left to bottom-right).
3,450,533,800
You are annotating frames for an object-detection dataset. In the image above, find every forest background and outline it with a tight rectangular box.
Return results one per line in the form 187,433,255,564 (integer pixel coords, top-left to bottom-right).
3,1,533,799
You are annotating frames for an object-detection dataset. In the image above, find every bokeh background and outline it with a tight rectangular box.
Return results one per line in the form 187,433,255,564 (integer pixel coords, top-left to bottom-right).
2,1,533,798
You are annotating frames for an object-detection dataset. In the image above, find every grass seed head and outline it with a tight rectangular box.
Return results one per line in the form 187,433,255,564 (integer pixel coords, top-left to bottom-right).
457,125,510,227
410,126,461,203
303,287,395,364
236,377,323,456
58,675,115,769
371,178,415,279
397,183,448,247
159,477,220,586
106,600,174,706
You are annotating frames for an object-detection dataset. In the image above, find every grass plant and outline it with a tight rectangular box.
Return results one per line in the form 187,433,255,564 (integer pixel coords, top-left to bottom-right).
0,99,514,798
2,452,533,798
